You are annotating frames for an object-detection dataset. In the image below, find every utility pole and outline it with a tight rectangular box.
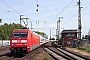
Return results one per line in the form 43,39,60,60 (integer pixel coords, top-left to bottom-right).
56,21,59,42
58,17,63,40
30,21,32,30
7,11,10,23
50,29,51,40
44,21,46,33
36,0,39,31
58,17,60,40
78,0,82,40
57,21,58,36
56,17,63,44
20,15,25,29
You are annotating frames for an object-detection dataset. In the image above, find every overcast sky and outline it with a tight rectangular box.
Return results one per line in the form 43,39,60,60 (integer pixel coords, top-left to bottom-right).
0,0,90,36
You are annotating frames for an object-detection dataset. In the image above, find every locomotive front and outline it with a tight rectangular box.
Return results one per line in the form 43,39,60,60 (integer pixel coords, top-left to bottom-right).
10,29,29,55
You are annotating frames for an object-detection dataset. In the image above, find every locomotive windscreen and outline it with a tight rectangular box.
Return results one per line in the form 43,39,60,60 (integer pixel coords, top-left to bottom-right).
13,32,28,38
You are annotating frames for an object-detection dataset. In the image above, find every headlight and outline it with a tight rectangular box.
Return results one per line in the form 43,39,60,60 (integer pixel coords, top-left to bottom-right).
25,44,27,45
27,47,29,48
21,40,27,43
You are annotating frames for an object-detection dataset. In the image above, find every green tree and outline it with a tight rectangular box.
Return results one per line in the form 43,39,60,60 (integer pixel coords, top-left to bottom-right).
0,23,24,40
85,35,88,39
34,31,46,36
0,19,2,23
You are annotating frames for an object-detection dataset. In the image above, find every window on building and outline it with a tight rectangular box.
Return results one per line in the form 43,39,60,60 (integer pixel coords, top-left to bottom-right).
66,33,75,37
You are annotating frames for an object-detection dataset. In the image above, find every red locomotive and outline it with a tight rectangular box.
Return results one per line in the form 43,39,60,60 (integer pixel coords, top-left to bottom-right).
10,29,40,55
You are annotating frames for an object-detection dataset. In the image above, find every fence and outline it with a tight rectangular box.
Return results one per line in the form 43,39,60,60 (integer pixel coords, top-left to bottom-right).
0,40,10,46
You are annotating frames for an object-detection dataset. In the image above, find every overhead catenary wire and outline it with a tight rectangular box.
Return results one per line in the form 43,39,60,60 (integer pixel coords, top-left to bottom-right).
1,0,20,15
45,0,90,31
62,2,90,26
1,0,90,29
26,0,75,24
17,0,32,18
55,0,64,10
60,2,90,35
63,5,77,18
31,1,75,22
47,0,74,28
31,0,74,22
17,0,26,12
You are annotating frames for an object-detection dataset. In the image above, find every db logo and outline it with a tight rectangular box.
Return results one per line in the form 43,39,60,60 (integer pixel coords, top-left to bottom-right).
19,38,21,39
17,40,21,43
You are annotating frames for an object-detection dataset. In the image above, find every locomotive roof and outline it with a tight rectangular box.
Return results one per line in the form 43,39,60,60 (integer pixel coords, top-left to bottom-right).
13,29,32,32
13,29,39,35
13,29,42,36
61,29,77,33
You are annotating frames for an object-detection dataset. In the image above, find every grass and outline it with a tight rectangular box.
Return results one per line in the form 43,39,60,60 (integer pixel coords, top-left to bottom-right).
77,46,90,52
44,55,50,60
66,46,73,48
66,45,90,53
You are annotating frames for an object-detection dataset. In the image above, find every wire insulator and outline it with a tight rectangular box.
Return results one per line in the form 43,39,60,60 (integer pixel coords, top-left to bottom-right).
36,9,38,12
37,4,39,7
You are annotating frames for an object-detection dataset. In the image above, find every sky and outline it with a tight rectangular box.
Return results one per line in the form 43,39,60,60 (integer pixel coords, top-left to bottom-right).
0,0,90,36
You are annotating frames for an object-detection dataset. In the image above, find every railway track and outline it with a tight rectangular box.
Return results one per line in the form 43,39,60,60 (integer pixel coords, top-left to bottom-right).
0,46,50,60
0,50,39,60
0,45,52,60
53,42,90,60
0,43,90,60
43,42,90,60
0,47,36,60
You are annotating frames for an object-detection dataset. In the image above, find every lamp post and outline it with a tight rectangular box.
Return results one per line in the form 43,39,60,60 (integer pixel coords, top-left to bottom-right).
7,11,10,23
30,21,32,30
44,21,46,33
50,29,51,40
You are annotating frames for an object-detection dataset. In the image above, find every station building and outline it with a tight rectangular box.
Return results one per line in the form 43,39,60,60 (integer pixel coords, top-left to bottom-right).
61,29,77,47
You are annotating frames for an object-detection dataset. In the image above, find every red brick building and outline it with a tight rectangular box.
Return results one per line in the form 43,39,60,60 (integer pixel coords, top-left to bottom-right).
61,30,77,47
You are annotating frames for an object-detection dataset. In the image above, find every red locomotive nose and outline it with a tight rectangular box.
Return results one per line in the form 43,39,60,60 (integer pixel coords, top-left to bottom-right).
18,38,21,39
10,29,41,55
17,40,21,43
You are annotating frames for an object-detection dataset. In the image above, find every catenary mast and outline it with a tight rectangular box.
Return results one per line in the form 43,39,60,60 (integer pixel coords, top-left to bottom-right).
78,0,82,40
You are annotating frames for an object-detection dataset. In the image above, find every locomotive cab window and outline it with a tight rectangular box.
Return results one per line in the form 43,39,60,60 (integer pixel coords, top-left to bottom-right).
13,32,28,38
66,33,75,37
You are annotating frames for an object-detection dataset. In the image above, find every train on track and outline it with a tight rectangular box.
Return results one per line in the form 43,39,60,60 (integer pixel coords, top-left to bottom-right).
10,28,49,55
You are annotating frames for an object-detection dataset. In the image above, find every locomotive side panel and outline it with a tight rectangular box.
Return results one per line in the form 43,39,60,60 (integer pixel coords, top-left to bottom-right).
31,33,40,50
27,30,32,52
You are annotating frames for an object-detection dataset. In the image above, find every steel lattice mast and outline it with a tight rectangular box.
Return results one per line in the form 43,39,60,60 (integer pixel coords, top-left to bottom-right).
78,0,82,40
